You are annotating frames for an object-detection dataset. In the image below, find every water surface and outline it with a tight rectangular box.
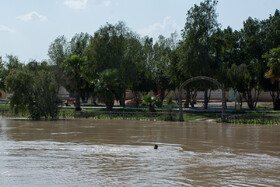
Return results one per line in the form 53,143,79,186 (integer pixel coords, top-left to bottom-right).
1,119,280,186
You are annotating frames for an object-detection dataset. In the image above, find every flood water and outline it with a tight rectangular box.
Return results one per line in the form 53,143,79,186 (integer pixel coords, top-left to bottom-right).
1,119,280,186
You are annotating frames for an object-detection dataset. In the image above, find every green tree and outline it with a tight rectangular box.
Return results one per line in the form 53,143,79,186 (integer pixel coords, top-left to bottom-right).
6,62,61,119
85,22,140,107
0,55,24,92
125,37,155,107
0,57,5,91
264,47,280,81
237,17,265,108
48,36,68,87
94,69,124,110
142,93,161,112
152,35,174,104
48,33,91,110
263,10,280,52
263,47,280,107
63,55,86,111
261,10,280,105
179,0,220,109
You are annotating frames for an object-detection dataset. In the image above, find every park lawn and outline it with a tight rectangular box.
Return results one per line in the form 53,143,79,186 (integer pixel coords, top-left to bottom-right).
3,103,280,124
0,104,10,110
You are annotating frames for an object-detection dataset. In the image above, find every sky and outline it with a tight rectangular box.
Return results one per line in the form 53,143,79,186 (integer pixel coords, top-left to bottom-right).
0,0,280,63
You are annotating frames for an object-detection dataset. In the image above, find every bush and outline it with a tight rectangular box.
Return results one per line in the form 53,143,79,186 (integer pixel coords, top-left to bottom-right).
142,94,161,112
6,63,61,119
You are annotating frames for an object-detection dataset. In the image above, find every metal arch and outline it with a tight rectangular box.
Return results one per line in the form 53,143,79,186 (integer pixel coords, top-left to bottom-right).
178,76,226,122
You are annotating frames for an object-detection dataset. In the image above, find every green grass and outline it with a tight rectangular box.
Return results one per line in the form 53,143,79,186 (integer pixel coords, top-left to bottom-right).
0,104,10,110
224,111,280,125
58,108,219,122
3,103,280,124
256,104,273,109
183,112,217,121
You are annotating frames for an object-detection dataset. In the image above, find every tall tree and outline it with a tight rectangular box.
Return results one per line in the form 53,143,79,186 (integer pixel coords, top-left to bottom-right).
85,22,140,107
63,55,86,111
263,47,280,107
48,33,91,111
238,17,265,108
261,10,280,106
180,0,220,109
48,36,68,87
151,35,175,104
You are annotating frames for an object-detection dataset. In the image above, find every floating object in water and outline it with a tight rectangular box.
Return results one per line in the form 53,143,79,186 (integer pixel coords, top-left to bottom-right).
154,144,158,149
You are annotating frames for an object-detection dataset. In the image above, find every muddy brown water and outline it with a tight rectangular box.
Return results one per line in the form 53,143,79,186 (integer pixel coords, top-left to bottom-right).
1,119,280,186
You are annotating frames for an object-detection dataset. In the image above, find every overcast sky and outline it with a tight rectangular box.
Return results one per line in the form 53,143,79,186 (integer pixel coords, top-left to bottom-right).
1,0,280,63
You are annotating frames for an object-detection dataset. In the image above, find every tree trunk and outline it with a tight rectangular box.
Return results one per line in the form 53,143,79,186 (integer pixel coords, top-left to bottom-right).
243,89,260,109
75,87,81,111
81,92,86,103
239,93,243,108
271,83,280,110
190,89,197,107
275,82,280,110
159,89,165,105
105,100,114,111
133,92,141,108
120,87,126,107
184,88,190,108
203,83,208,109
149,104,156,112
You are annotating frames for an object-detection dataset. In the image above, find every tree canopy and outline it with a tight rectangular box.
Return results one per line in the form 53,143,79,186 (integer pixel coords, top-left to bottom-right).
1,1,280,113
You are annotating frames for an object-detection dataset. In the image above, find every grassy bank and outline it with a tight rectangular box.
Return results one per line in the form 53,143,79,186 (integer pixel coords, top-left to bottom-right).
1,103,280,124
0,104,217,121
223,111,280,125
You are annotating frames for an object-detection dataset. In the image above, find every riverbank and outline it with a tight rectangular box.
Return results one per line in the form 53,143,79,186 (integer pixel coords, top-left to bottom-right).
1,103,280,124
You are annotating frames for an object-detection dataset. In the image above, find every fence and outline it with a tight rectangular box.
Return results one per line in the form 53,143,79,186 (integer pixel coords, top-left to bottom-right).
217,112,280,125
59,110,179,121
0,109,25,118
0,109,179,121
6,109,270,123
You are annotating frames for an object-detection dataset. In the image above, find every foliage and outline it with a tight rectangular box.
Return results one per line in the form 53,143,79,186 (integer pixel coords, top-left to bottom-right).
0,55,24,91
264,47,280,81
164,96,176,121
63,55,87,111
142,94,161,112
3,4,280,115
6,62,61,119
94,69,124,111
179,0,220,109
48,33,91,111
181,0,219,78
85,22,141,106
151,35,175,103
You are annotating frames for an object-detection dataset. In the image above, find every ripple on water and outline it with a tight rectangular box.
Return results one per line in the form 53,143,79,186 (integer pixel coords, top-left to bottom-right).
1,119,280,186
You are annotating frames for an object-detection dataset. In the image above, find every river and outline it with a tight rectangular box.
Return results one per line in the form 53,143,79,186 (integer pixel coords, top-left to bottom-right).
1,119,280,186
